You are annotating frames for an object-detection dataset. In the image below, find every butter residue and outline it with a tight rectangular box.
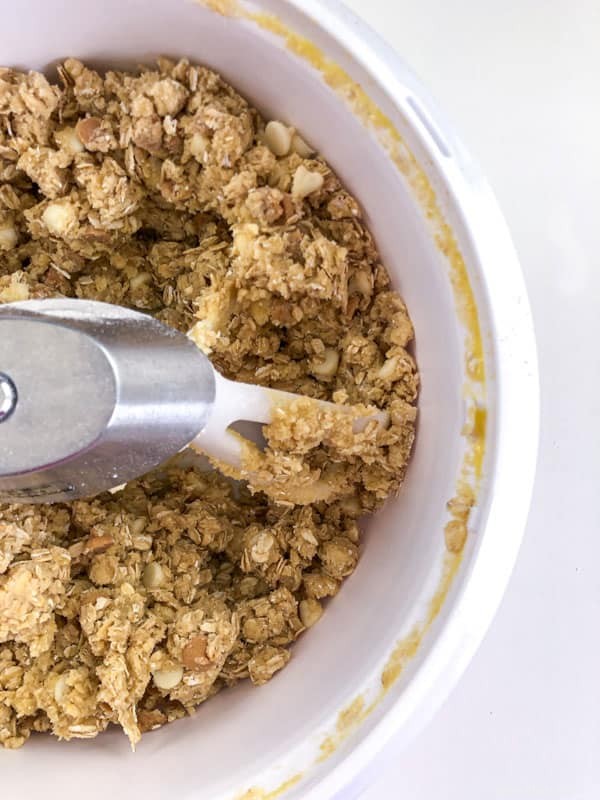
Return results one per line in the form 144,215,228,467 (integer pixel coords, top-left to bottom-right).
318,549,463,761
234,774,302,800
196,0,488,784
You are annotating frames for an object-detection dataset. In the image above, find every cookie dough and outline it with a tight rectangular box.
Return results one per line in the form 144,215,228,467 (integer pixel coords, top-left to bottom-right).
0,58,418,748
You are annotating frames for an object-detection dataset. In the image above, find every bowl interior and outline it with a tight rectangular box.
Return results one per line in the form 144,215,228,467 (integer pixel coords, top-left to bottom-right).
2,2,475,797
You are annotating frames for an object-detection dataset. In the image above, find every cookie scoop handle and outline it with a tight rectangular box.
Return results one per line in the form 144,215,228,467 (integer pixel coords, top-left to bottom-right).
0,299,215,503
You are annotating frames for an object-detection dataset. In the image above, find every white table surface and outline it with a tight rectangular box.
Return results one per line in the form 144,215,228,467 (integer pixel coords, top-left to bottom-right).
341,1,600,798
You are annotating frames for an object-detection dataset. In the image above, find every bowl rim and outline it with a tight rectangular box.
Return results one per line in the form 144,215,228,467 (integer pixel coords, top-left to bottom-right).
241,1,540,797
0,2,539,795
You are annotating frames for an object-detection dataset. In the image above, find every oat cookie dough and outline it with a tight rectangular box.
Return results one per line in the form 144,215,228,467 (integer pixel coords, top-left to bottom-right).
0,58,418,748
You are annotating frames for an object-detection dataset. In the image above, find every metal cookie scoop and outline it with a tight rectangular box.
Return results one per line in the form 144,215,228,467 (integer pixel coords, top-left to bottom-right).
0,299,386,504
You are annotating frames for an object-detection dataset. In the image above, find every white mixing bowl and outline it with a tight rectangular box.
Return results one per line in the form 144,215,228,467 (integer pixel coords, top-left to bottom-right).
1,1,539,798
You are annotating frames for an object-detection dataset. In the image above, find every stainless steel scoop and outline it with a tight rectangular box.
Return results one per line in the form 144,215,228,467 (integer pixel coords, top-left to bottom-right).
0,299,386,504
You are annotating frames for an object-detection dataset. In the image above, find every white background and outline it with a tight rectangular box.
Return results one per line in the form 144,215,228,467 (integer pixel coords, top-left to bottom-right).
342,1,600,798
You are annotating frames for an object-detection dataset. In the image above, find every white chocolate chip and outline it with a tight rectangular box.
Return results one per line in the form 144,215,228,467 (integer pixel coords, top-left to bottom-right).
132,533,153,551
264,120,292,157
378,355,399,381
0,225,17,251
54,673,68,704
291,133,314,158
311,348,339,378
189,132,209,161
130,517,147,536
42,200,77,236
292,165,324,199
152,666,183,690
339,495,362,515
250,532,276,564
0,276,29,303
129,272,152,290
55,126,85,155
143,562,164,589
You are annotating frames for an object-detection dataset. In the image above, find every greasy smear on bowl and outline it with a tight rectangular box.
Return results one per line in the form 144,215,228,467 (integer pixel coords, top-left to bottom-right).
189,4,487,797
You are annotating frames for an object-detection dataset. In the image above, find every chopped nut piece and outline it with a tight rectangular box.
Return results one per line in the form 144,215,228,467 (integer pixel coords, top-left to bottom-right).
181,635,209,669
248,645,290,685
76,116,101,143
299,598,323,628
291,133,314,157
250,300,269,326
349,270,372,296
75,116,116,152
319,537,359,579
84,534,114,555
130,518,147,536
147,78,189,117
